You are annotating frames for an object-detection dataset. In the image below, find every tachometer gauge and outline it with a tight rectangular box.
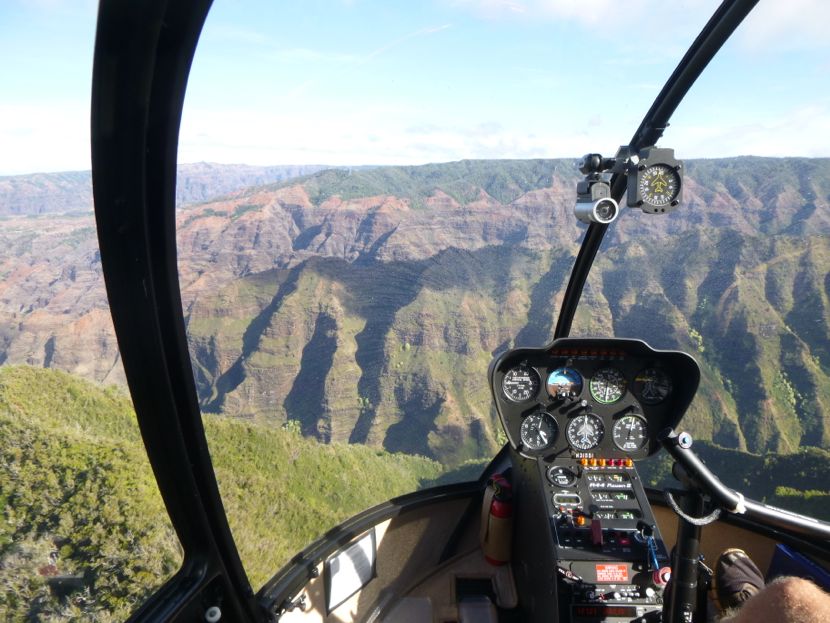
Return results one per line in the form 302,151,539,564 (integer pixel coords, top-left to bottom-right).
502,364,540,403
520,412,558,451
566,413,604,450
638,164,680,208
613,414,649,452
589,367,627,404
633,368,673,405
546,367,583,400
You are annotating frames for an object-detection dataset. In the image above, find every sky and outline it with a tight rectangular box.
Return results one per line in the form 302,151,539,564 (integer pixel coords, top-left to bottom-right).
1,0,829,175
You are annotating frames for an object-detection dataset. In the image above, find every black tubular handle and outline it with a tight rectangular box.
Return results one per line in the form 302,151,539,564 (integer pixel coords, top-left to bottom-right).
658,429,830,541
658,429,743,511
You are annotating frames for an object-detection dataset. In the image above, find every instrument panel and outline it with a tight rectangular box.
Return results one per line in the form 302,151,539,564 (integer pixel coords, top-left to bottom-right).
489,338,699,460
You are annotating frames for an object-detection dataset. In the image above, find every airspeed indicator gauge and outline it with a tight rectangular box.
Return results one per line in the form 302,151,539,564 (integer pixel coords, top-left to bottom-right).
502,364,540,402
520,412,558,451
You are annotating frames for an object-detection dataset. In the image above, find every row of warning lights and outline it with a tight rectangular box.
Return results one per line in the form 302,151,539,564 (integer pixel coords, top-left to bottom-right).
550,349,626,357
579,457,634,468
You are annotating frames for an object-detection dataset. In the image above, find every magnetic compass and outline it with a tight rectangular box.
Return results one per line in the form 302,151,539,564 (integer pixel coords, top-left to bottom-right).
627,147,683,214
638,164,680,208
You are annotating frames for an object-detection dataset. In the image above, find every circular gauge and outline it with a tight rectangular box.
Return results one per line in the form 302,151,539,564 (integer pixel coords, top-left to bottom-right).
502,364,541,403
520,412,558,451
633,368,673,405
589,367,627,404
547,465,577,487
613,414,649,452
546,367,583,400
566,413,604,450
639,163,680,208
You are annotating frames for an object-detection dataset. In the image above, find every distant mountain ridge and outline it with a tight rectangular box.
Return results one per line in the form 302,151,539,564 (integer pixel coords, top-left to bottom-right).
0,162,330,215
0,157,829,464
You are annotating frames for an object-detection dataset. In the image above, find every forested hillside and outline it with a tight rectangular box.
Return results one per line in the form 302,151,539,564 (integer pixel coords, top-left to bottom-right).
0,366,441,620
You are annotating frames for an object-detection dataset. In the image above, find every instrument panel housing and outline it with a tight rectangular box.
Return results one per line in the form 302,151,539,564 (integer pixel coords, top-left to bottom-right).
489,338,700,460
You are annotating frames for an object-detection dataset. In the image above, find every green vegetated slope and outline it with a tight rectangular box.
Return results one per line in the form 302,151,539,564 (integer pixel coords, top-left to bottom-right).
637,441,830,521
0,366,442,620
184,157,830,464
189,246,570,465
577,230,830,453
284,158,563,207
0,366,179,621
204,415,441,586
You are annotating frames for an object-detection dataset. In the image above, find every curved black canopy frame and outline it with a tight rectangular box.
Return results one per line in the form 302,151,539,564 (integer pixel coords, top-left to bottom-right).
89,0,758,622
554,0,759,339
91,1,264,621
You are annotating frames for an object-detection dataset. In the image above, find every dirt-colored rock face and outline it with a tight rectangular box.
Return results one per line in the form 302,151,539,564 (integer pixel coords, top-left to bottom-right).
2,158,830,464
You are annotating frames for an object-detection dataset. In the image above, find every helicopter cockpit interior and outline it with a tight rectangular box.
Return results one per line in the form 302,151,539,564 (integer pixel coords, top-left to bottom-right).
72,0,830,621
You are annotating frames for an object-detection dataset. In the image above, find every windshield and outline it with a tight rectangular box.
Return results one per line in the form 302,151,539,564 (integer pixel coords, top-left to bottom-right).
6,4,830,621
171,0,828,590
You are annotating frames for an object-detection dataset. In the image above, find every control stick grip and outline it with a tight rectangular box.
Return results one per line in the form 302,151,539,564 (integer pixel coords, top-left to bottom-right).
657,428,744,513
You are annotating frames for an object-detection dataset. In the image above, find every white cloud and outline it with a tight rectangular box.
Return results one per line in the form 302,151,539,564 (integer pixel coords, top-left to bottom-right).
451,0,719,32
736,0,830,51
450,1,830,53
667,104,830,158
177,104,631,166
0,101,90,175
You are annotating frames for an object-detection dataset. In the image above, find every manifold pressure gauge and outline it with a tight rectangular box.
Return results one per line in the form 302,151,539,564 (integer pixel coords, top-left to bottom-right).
627,147,683,214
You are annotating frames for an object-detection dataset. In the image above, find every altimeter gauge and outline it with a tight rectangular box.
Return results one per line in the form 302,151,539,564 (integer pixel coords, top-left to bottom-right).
612,414,649,452
566,413,604,450
502,364,541,402
589,367,627,404
520,412,558,451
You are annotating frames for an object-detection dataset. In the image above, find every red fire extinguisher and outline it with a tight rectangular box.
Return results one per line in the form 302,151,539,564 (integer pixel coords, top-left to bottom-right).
480,473,513,565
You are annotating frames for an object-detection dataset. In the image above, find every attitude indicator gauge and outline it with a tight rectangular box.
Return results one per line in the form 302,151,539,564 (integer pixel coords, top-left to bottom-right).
520,412,558,451
633,367,673,405
547,367,583,400
566,413,604,450
589,367,627,404
613,414,648,452
502,364,541,403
